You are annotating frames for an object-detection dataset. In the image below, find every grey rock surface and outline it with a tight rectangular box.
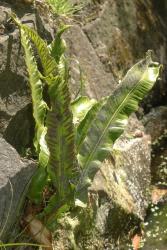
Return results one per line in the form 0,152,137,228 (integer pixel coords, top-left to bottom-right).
90,115,151,234
65,25,116,99
143,106,167,186
0,138,36,242
0,4,30,134
76,0,167,110
142,203,167,250
143,106,167,142
0,2,53,153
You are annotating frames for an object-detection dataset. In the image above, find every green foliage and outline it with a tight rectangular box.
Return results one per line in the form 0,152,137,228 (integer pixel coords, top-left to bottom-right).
49,25,70,63
16,24,49,177
12,13,161,230
71,96,97,127
46,55,77,200
76,51,161,202
12,14,76,205
28,167,48,203
46,0,81,17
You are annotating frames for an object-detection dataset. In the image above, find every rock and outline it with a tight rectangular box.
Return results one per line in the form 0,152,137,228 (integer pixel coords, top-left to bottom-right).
3,103,34,154
151,186,167,204
77,0,167,110
142,203,167,250
143,106,167,186
0,4,30,135
90,115,151,236
0,2,54,153
0,0,165,248
143,106,167,142
64,24,116,99
83,1,135,78
0,138,36,242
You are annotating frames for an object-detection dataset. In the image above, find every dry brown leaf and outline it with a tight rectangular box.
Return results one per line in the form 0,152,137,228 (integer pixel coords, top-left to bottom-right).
132,234,141,250
24,214,53,250
151,186,167,204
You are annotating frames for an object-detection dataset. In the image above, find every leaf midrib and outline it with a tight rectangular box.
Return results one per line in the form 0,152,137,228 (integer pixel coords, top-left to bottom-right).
83,72,150,170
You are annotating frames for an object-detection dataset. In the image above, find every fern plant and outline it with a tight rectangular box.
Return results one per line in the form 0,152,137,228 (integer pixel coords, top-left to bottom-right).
46,0,81,17
12,14,161,230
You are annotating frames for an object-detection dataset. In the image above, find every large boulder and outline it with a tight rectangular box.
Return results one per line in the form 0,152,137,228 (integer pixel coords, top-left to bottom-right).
0,138,36,242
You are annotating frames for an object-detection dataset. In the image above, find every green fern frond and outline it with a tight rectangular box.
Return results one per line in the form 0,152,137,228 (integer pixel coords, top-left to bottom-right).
19,28,47,158
50,25,70,63
47,0,80,17
19,25,49,203
76,51,161,201
46,55,77,200
76,101,102,152
11,14,57,77
20,24,57,77
71,96,102,152
71,96,97,127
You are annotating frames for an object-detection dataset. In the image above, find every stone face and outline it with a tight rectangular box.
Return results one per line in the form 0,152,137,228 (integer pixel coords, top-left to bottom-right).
0,2,53,153
65,25,116,100
142,203,167,250
90,115,151,237
79,0,167,110
0,5,30,135
0,3,33,154
3,103,34,154
0,138,36,241
143,106,167,186
143,106,167,142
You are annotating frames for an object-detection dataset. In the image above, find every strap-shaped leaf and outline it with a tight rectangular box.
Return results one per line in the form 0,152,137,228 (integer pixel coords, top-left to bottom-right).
28,167,48,203
46,55,77,199
21,25,57,77
71,96,103,153
50,25,70,63
19,28,47,159
77,51,161,197
12,14,57,77
76,102,101,152
71,96,97,126
19,27,49,203
72,97,107,153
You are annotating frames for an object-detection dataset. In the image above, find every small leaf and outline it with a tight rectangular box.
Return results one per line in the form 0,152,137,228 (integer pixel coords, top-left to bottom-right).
71,96,97,126
151,186,167,204
50,25,70,63
28,167,48,204
75,199,87,208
